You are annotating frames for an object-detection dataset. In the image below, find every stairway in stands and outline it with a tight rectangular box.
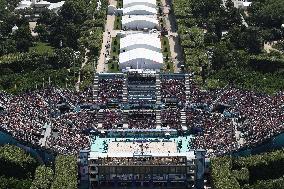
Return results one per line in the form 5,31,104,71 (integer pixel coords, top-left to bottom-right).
123,74,128,103
155,74,161,127
185,74,191,103
180,109,186,128
93,74,99,103
156,110,161,128
155,74,161,104
96,109,104,128
123,110,129,126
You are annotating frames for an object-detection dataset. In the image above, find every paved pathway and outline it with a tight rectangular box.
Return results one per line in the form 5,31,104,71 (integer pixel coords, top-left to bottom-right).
75,49,90,91
161,0,183,73
264,41,281,53
97,0,117,73
40,123,52,147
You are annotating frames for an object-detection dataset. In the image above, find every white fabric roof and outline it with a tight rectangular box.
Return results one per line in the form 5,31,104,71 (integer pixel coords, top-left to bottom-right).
48,1,65,10
122,15,158,25
243,2,252,6
119,48,163,64
16,0,64,10
34,0,51,6
123,5,157,15
123,0,156,8
120,33,161,50
12,25,19,30
15,0,32,9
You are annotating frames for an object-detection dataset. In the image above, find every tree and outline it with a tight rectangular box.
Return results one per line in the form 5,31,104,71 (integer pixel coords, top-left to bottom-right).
37,9,57,25
0,39,17,56
244,27,263,54
211,41,232,70
0,145,38,179
12,26,33,52
50,155,77,189
59,0,88,25
30,166,54,189
34,24,48,42
248,0,284,29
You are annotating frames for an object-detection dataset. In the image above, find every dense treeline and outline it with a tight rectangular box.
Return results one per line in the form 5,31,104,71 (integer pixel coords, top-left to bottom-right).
0,145,38,179
173,0,284,94
0,145,78,189
0,145,38,189
0,48,81,93
211,149,284,189
51,155,78,189
30,165,54,189
0,0,108,93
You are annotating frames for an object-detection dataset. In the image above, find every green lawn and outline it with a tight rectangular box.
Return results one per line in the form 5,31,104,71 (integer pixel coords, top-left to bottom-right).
159,17,167,29
117,0,123,8
29,42,54,54
108,36,120,72
156,0,162,6
161,36,174,72
114,16,122,30
108,60,119,72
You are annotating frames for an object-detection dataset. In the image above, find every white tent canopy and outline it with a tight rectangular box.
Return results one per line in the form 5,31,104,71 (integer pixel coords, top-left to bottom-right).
120,33,161,53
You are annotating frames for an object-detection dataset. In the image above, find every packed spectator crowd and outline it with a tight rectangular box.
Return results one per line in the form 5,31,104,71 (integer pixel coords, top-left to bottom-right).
160,76,186,104
0,74,283,157
0,91,50,145
161,108,181,129
0,87,97,155
187,87,284,157
127,110,156,129
47,110,97,154
98,76,124,104
99,109,123,129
